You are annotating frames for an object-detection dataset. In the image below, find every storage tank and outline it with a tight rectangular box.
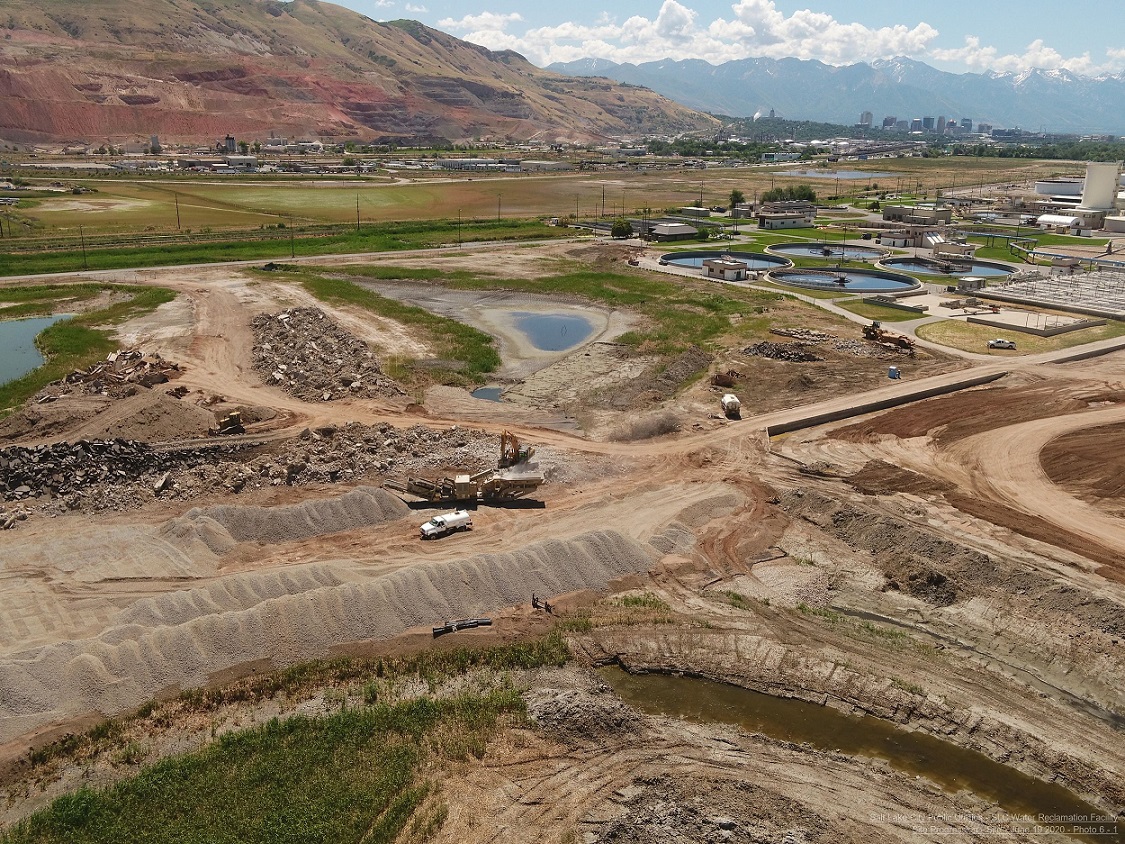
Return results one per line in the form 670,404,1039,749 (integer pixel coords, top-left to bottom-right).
1078,162,1119,211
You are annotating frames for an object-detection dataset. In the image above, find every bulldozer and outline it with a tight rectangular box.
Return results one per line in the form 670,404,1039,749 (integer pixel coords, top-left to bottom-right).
384,431,543,504
862,321,915,355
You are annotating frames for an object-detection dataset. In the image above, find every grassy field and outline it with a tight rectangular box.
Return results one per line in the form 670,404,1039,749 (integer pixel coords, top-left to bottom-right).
915,317,1125,354
0,284,175,415
0,219,568,277
3,634,571,844
1,158,1072,239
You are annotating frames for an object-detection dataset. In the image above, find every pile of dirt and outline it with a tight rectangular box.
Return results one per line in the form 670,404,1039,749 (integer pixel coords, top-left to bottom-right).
847,460,956,497
0,423,498,515
831,385,1100,444
594,775,833,844
650,346,714,398
526,683,645,741
0,530,655,739
1041,422,1125,510
252,308,405,402
174,486,409,547
742,341,823,362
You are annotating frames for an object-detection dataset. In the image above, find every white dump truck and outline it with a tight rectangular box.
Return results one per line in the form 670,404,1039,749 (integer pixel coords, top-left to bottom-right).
720,393,741,419
419,510,473,539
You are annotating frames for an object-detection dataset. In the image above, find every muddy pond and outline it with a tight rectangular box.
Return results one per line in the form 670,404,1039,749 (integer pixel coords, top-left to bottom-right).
602,667,1113,839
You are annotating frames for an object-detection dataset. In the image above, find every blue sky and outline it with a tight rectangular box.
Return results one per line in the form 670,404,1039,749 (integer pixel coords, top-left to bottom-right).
335,0,1125,76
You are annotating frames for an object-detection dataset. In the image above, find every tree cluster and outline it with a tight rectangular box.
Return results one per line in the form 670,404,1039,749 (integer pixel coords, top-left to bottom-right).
759,185,817,202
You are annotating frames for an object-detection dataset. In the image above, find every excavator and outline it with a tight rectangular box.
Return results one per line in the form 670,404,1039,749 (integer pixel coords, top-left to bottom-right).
384,431,543,504
862,321,916,355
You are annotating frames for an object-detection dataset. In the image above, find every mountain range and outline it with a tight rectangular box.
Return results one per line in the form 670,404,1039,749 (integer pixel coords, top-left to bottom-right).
0,0,713,145
548,56,1125,136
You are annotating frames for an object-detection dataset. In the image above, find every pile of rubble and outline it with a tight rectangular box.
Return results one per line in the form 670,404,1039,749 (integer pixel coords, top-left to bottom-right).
763,328,901,360
742,342,824,362
252,308,406,402
0,423,500,515
35,349,183,400
0,503,30,530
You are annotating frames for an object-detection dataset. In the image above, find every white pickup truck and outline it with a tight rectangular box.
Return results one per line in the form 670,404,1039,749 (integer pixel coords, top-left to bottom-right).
419,510,473,539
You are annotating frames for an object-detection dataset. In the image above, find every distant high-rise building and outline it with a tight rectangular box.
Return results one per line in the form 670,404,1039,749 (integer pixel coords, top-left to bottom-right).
896,120,910,132
768,108,775,119
882,116,897,129
978,122,993,134
149,135,160,153
936,116,947,133
922,116,936,130
859,110,873,127
910,118,923,132
960,118,973,132
224,134,236,152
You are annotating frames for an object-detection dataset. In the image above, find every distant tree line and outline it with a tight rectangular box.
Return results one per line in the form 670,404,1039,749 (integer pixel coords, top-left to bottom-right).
759,185,817,202
951,141,1125,161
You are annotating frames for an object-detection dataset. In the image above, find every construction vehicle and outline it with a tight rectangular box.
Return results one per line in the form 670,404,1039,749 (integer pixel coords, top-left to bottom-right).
209,411,244,436
385,432,543,504
420,510,473,539
863,321,915,355
720,393,741,419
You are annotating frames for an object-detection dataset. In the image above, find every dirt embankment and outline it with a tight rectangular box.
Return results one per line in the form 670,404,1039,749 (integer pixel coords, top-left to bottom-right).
1041,422,1125,516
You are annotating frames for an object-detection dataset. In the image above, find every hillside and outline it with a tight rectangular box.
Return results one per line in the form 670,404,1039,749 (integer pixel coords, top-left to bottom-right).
549,56,1125,135
0,0,715,145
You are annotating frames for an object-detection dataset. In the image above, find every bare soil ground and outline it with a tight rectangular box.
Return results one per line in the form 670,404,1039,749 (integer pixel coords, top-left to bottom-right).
1,239,1124,840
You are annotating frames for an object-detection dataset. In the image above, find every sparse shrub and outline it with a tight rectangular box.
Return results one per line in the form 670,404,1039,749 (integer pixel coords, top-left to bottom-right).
608,410,682,442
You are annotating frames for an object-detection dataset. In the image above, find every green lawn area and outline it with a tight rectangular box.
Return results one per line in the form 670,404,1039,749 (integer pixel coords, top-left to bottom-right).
2,635,570,844
0,219,568,277
837,300,925,323
0,284,176,416
915,317,1125,354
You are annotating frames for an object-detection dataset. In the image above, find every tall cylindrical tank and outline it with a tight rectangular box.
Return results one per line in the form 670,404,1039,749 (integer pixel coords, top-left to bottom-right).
1078,162,1119,210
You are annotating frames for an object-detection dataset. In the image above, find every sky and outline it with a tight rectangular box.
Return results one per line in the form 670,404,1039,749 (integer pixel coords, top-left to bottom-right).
334,0,1125,76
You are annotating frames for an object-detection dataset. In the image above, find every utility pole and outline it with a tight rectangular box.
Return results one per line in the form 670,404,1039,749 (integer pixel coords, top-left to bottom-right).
79,225,88,270
575,194,579,224
601,184,605,219
497,193,501,223
699,179,704,207
356,194,360,233
289,216,295,259
175,194,181,229
457,209,461,248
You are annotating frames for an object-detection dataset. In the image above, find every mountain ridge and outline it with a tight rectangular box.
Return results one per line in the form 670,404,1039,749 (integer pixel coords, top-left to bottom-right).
0,0,715,144
548,55,1125,134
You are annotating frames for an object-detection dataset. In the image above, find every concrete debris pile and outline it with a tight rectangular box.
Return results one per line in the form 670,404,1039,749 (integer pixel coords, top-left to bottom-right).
35,349,183,400
0,439,240,506
0,503,31,530
766,328,902,360
743,342,824,362
0,423,498,514
252,308,405,402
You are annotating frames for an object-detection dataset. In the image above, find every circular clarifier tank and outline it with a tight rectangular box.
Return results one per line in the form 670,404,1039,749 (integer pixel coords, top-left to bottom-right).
767,267,921,293
659,250,790,270
767,243,888,261
880,257,1016,277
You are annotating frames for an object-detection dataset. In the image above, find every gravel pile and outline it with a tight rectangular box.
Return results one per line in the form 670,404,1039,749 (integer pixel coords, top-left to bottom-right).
252,308,405,402
743,342,824,362
176,487,409,546
0,423,498,515
0,530,656,738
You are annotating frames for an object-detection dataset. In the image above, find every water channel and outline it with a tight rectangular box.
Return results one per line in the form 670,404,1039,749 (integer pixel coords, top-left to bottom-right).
0,315,70,386
602,667,1113,839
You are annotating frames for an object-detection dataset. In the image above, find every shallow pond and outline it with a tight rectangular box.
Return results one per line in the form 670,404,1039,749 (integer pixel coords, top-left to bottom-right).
470,386,504,402
512,312,594,352
0,315,70,386
601,667,1112,838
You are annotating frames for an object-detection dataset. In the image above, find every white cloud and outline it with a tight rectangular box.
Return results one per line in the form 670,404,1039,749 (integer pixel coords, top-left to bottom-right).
931,36,1125,76
433,1,1122,76
404,3,427,12
373,0,393,7
438,1,938,67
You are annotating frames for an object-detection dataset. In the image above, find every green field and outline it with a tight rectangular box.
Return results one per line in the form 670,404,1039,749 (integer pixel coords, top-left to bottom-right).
837,300,925,322
915,317,1125,354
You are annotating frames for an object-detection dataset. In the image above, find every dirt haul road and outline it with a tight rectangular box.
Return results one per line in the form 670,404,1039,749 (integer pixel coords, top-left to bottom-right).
1,246,1124,839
